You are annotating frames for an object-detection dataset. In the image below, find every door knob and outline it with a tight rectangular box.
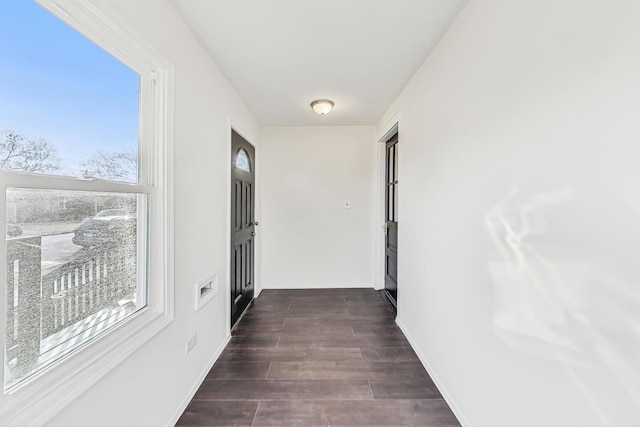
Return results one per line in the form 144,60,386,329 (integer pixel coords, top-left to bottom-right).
253,221,259,226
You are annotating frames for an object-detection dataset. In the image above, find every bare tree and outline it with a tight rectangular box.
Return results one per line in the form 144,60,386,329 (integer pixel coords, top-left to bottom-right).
81,149,137,182
0,130,61,173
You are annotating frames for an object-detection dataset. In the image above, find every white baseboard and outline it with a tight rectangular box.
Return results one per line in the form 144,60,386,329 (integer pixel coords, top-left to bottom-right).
262,283,374,289
167,334,231,426
395,318,470,427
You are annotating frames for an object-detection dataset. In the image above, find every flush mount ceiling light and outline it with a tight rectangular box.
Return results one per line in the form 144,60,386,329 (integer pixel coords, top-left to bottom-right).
310,99,334,115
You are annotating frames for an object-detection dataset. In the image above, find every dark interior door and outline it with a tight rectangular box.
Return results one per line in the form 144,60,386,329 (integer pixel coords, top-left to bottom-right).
384,133,398,310
230,130,255,327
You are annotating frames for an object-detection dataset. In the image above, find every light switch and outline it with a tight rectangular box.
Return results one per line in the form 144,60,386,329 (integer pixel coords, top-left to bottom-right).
345,200,351,209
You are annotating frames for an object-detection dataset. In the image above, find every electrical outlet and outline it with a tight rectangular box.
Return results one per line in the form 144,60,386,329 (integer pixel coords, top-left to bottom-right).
186,334,197,354
344,200,351,209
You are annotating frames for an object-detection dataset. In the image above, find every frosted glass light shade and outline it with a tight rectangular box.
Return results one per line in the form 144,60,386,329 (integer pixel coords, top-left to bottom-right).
310,99,334,115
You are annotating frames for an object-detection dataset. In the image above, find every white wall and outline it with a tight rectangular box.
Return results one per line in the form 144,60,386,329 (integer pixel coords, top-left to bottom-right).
261,126,376,289
49,1,261,425
378,1,640,426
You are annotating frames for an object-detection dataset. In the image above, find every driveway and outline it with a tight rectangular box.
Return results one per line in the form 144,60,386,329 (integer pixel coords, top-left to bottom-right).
40,233,83,275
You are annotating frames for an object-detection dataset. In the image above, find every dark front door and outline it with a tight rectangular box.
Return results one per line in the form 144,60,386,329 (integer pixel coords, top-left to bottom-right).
230,130,255,327
384,133,398,310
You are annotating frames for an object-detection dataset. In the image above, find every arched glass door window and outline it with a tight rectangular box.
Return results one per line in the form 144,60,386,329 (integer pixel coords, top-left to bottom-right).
236,149,251,172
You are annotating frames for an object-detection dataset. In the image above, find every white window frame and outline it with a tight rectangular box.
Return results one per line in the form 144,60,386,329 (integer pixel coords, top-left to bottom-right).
0,1,174,425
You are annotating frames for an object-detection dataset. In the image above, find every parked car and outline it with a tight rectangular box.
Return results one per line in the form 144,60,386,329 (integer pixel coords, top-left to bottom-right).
72,209,135,248
6,223,22,238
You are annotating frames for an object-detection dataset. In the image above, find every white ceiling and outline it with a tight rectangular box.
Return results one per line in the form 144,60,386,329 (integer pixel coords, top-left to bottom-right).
169,0,468,126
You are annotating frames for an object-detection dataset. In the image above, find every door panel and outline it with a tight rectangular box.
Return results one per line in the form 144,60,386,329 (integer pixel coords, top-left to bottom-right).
234,179,242,231
230,131,255,327
244,182,253,227
384,134,398,310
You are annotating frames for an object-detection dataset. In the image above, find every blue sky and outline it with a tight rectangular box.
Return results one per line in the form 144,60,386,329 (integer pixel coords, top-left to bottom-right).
0,0,139,175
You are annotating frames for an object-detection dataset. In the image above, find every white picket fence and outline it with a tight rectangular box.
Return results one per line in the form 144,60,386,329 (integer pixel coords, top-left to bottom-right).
6,237,136,376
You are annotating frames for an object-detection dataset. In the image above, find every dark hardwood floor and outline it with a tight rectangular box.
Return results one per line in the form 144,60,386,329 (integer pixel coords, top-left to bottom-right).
176,289,460,426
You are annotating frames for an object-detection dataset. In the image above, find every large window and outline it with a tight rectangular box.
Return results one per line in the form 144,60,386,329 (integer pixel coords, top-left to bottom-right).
0,0,173,423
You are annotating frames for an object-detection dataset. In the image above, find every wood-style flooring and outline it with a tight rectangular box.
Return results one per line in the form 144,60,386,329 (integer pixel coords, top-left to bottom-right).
176,289,460,426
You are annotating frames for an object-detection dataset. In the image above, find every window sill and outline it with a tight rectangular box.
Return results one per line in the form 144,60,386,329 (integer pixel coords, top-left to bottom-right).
0,306,173,425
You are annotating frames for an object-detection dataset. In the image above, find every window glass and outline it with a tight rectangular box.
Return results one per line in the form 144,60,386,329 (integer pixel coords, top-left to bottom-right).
0,1,139,182
388,185,394,222
1,0,149,393
394,183,398,221
5,188,146,390
387,146,393,184
393,144,398,182
236,149,251,172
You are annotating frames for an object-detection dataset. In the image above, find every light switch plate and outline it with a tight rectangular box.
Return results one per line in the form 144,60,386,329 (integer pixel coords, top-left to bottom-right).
186,334,197,354
345,200,351,209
